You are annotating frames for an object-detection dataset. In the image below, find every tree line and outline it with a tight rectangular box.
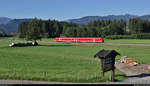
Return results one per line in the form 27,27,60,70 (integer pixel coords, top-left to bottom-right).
18,18,150,41
63,20,126,37
18,18,77,41
128,18,150,34
0,29,13,37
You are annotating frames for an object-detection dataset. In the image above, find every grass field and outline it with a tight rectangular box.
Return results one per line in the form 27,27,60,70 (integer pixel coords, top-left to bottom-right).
105,39,150,44
0,37,150,82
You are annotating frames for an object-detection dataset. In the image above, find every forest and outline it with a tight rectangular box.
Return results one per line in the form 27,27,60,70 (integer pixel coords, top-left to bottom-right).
17,18,150,41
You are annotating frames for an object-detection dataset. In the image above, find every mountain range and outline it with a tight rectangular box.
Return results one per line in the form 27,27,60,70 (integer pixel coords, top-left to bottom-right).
1,14,150,33
67,14,150,25
0,18,32,33
0,17,12,24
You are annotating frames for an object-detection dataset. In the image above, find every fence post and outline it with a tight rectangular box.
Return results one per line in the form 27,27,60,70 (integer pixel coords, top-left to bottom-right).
94,72,96,78
13,68,16,78
86,75,88,80
21,71,24,84
21,79,23,84
77,72,80,81
44,71,46,80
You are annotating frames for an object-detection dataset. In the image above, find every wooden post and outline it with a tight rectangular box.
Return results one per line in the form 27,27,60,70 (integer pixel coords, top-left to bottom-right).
13,68,16,77
44,71,46,80
101,59,104,77
94,72,96,78
111,67,115,82
77,72,80,81
101,71,104,77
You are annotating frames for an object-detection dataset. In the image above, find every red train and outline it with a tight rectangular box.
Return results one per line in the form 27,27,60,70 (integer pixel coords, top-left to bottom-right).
54,37,104,43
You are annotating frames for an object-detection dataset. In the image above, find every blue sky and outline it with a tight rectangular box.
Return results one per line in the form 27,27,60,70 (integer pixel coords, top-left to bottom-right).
0,0,150,21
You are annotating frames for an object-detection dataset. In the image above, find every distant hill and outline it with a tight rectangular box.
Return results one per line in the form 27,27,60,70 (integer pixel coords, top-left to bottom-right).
1,14,150,33
0,19,32,33
139,15,150,20
0,17,12,24
67,14,150,25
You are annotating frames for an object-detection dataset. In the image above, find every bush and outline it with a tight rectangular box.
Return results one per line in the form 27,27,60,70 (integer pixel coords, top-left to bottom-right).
105,35,134,40
132,33,150,39
0,33,14,37
105,33,150,40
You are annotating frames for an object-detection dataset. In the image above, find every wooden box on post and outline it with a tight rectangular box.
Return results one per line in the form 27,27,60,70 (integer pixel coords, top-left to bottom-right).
94,49,120,82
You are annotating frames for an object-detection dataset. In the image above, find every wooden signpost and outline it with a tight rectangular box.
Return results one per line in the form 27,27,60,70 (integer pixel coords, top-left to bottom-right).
94,49,120,82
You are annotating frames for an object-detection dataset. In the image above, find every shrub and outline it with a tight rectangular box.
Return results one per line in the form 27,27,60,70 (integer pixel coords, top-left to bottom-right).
105,33,150,40
132,33,150,39
105,35,134,40
0,33,14,37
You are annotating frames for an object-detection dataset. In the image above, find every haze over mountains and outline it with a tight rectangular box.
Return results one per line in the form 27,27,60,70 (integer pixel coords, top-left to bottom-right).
68,14,150,25
0,17,12,24
1,14,150,33
0,18,32,33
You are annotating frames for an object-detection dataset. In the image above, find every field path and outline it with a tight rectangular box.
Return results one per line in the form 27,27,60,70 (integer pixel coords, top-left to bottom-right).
114,62,150,84
0,80,120,84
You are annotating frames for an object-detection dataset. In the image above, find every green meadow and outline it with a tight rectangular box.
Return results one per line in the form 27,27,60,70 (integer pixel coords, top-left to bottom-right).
105,39,150,44
0,37,150,82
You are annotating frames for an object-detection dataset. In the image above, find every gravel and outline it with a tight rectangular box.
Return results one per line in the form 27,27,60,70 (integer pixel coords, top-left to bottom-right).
115,62,150,84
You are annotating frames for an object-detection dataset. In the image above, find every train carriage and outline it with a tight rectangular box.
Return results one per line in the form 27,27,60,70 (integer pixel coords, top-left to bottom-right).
54,37,104,43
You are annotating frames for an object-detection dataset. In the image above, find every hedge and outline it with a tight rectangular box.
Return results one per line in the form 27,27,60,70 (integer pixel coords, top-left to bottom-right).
105,33,150,39
105,35,134,39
